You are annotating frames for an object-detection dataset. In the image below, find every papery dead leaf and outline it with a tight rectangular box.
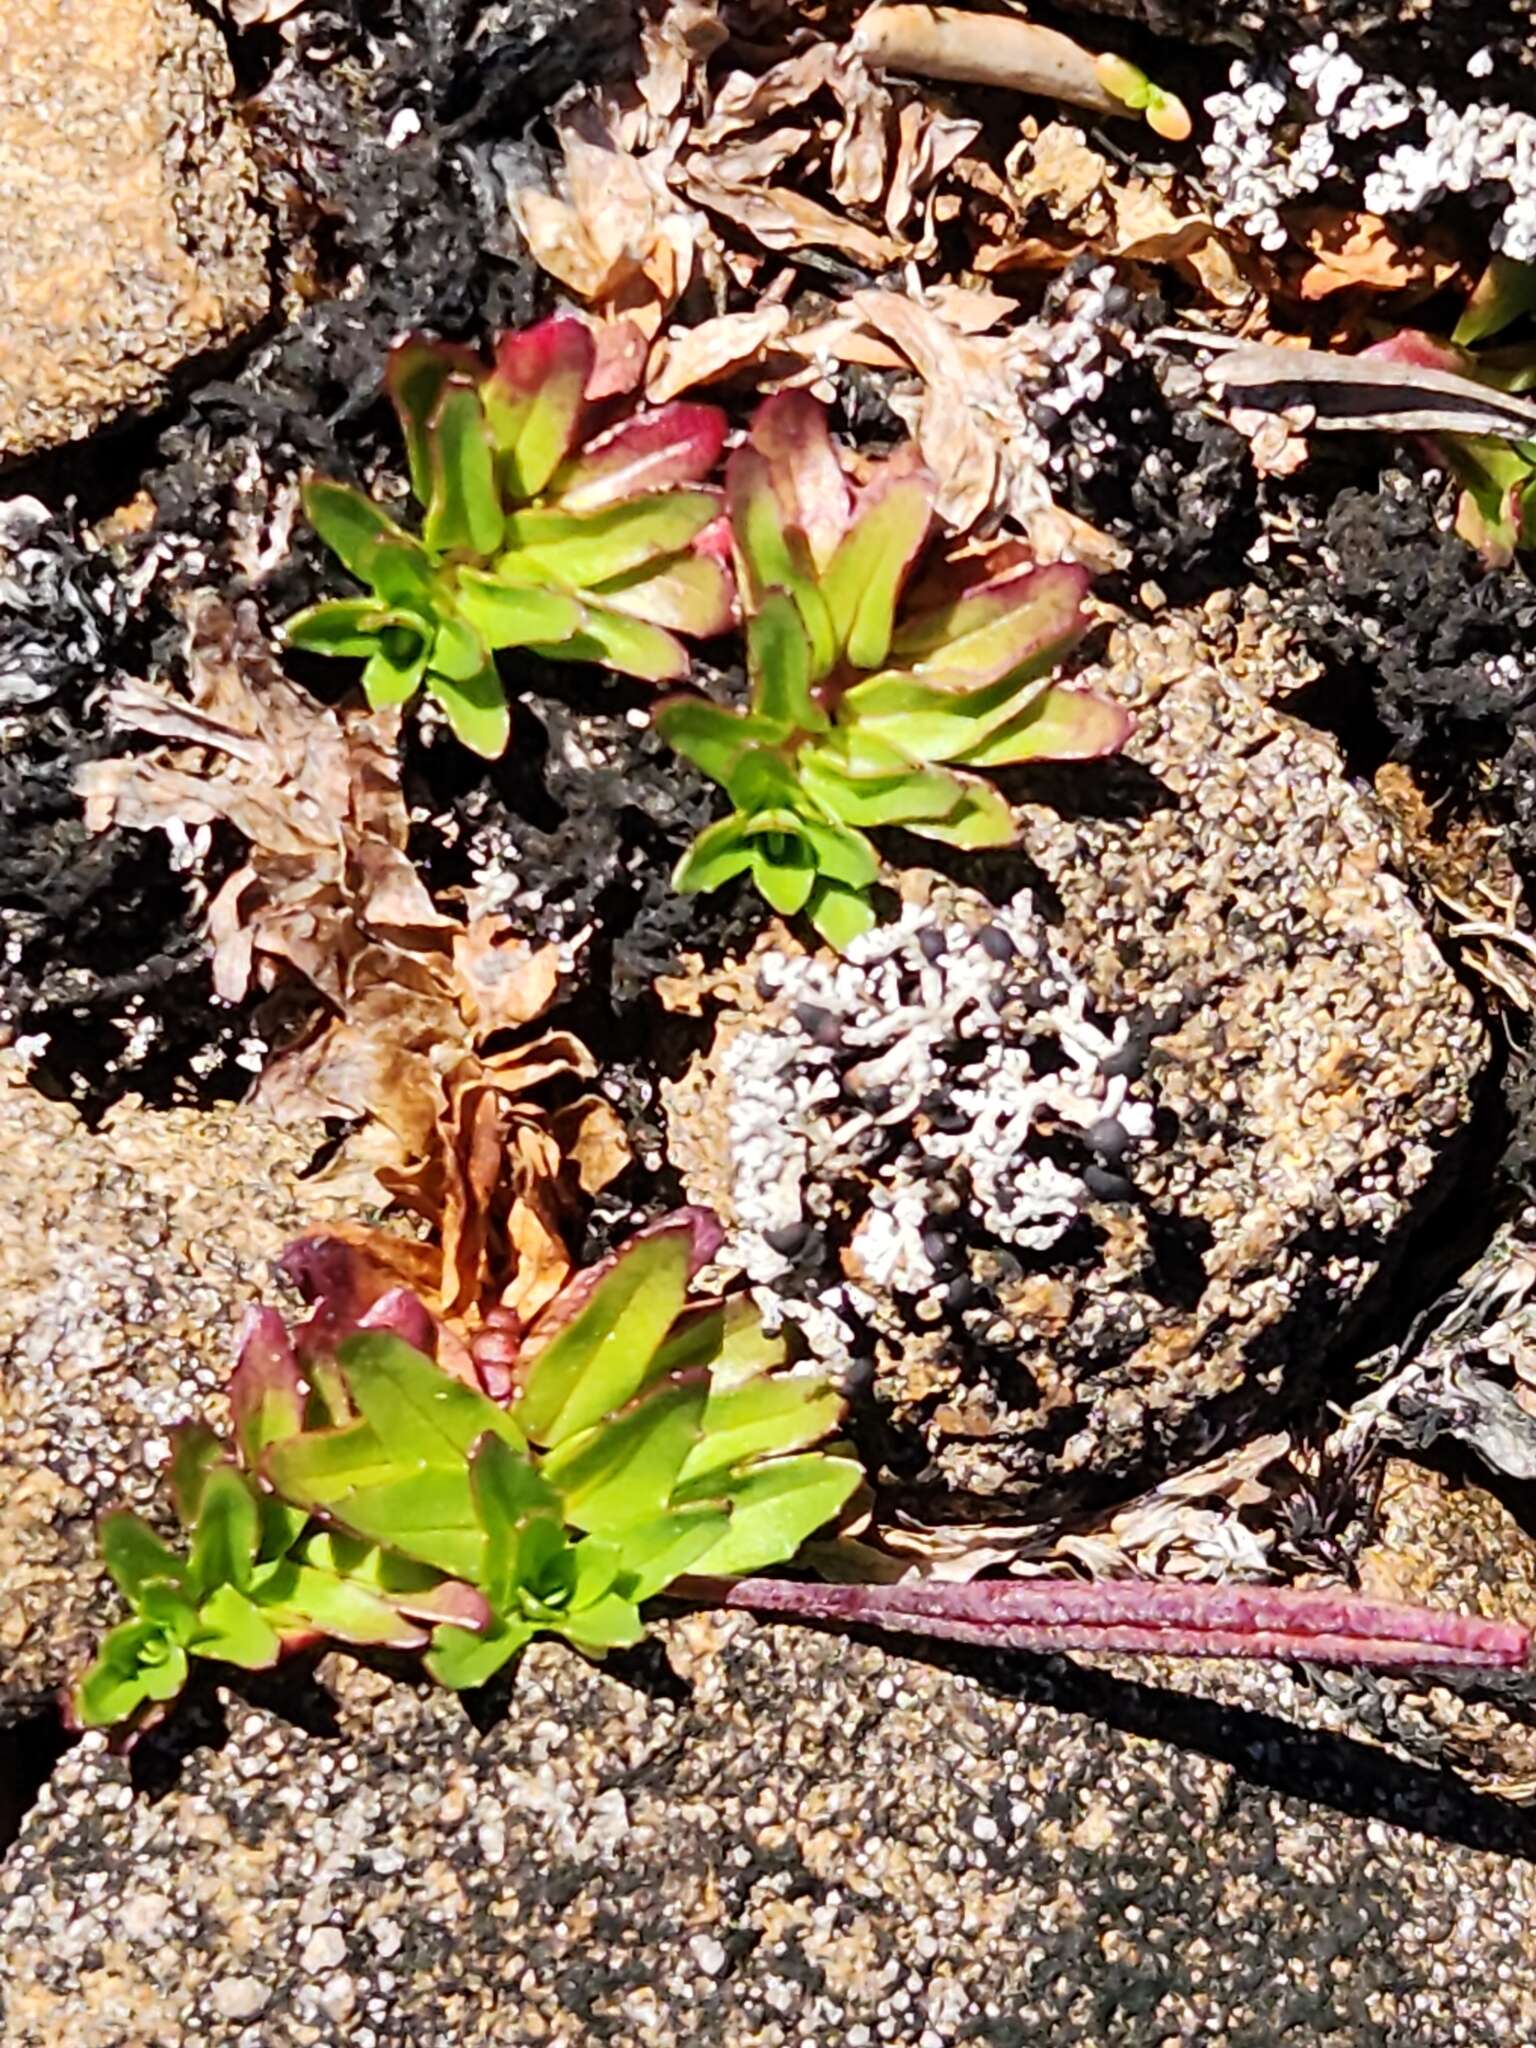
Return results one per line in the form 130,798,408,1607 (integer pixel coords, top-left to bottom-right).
646,304,796,401
682,162,901,266
1293,207,1457,303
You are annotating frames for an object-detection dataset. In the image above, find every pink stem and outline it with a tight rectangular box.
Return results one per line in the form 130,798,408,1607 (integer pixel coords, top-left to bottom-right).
677,1575,1529,1673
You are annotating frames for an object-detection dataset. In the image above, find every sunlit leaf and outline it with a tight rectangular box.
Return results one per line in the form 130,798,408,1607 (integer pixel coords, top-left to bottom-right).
750,592,828,731
797,819,879,892
191,1583,283,1668
337,1333,525,1467
751,831,817,916
168,1424,222,1528
362,639,429,706
905,777,1017,849
74,1622,189,1727
673,812,756,894
682,1452,863,1577
556,1592,645,1652
428,661,512,759
453,572,584,650
283,599,396,659
819,471,934,670
888,561,1090,687
747,391,850,571
425,1616,535,1690
187,1466,261,1599
534,605,691,683
230,1308,306,1471
550,404,728,511
514,1227,694,1447
483,318,595,498
612,1505,731,1603
387,336,484,504
953,685,1132,767
301,479,420,584
499,493,720,588
590,552,736,637
423,381,503,557
255,1559,431,1649
541,1372,709,1534
809,881,877,953
726,446,837,676
798,749,968,828
100,1512,186,1606
655,698,776,787
679,1376,845,1489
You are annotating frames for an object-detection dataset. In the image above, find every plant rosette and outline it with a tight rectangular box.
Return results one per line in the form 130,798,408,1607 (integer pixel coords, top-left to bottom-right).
654,393,1130,951
70,1209,863,1735
283,319,736,756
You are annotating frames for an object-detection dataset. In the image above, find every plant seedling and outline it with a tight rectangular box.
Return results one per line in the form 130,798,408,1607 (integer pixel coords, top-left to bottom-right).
655,394,1129,950
283,320,734,755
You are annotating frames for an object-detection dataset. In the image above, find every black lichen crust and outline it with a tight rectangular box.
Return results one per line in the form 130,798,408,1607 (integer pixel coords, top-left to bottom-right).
0,0,668,1116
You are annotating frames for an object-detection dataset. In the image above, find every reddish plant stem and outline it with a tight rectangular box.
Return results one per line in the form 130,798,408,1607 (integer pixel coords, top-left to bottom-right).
678,1575,1530,1674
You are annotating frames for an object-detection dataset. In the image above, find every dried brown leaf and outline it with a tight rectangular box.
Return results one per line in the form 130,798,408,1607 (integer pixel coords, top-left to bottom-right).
1293,207,1456,302
646,304,796,401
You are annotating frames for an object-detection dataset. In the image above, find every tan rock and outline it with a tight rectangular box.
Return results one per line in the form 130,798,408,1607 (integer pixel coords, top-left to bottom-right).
0,0,268,460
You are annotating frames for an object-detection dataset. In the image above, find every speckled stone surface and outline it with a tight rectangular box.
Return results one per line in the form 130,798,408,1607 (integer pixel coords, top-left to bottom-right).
0,0,268,460
672,615,1487,1506
0,1071,342,1720
7,1616,1536,2046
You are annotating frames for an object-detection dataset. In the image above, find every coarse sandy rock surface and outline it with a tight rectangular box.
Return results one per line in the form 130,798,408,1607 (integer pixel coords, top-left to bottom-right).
0,0,268,460
7,1616,1536,2046
669,610,1489,1507
0,1072,343,1719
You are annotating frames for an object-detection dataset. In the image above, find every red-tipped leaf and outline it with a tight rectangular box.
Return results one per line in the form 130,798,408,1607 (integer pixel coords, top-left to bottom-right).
483,318,595,499
549,404,729,512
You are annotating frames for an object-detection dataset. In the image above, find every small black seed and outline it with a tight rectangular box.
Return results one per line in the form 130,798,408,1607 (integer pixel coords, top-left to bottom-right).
792,1002,841,1045
925,1099,969,1134
861,1083,895,1116
917,927,948,962
1086,1116,1130,1161
945,1274,977,1311
1084,1164,1136,1202
764,1221,811,1256
921,1227,952,1266
975,924,1016,962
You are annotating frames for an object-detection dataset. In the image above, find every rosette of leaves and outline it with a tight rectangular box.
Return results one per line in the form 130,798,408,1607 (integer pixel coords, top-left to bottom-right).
283,319,734,755
72,1212,862,1728
654,394,1130,950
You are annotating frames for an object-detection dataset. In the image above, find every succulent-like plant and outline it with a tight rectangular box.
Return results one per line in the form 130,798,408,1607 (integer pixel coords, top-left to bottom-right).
283,320,735,755
654,394,1129,950
72,1211,862,1731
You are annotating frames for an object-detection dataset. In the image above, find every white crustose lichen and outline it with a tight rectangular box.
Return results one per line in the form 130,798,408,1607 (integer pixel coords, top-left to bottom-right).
715,893,1153,1350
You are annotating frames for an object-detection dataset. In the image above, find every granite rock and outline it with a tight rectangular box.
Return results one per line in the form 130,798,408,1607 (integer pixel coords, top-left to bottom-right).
0,1071,343,1720
6,1616,1536,2045
0,0,268,461
667,612,1487,1507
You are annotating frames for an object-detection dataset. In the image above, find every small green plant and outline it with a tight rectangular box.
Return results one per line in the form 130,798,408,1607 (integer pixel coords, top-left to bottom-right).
283,319,734,755
654,394,1129,951
1093,52,1191,143
72,1211,862,1732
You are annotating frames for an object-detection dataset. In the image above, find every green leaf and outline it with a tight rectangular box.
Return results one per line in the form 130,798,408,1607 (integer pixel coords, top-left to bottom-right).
100,1511,186,1607
549,404,727,512
683,1452,864,1577
425,1616,535,1691
798,749,970,828
168,1424,223,1527
905,777,1017,849
888,561,1090,687
749,592,828,731
283,599,393,659
649,1298,787,1383
751,832,816,917
952,684,1131,767
819,472,934,669
654,699,778,786
429,611,493,685
187,1466,261,1600
534,606,691,683
138,1579,202,1644
678,1376,845,1489
809,882,877,953
514,1227,695,1447
746,391,850,571
266,1419,403,1507
254,1559,431,1649
554,1592,645,1653
387,337,485,504
541,1372,710,1534
453,572,584,649
230,1311,306,1473
838,668,1047,765
336,1333,525,1468
190,1583,283,1669
73,1621,189,1727
301,479,419,584
500,494,720,589
363,640,430,706
725,447,838,677
589,551,735,637
673,813,756,895
612,1505,732,1602
428,660,512,759
423,380,503,557
312,1465,486,1580
470,1431,561,1606
483,318,594,499
796,819,879,892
